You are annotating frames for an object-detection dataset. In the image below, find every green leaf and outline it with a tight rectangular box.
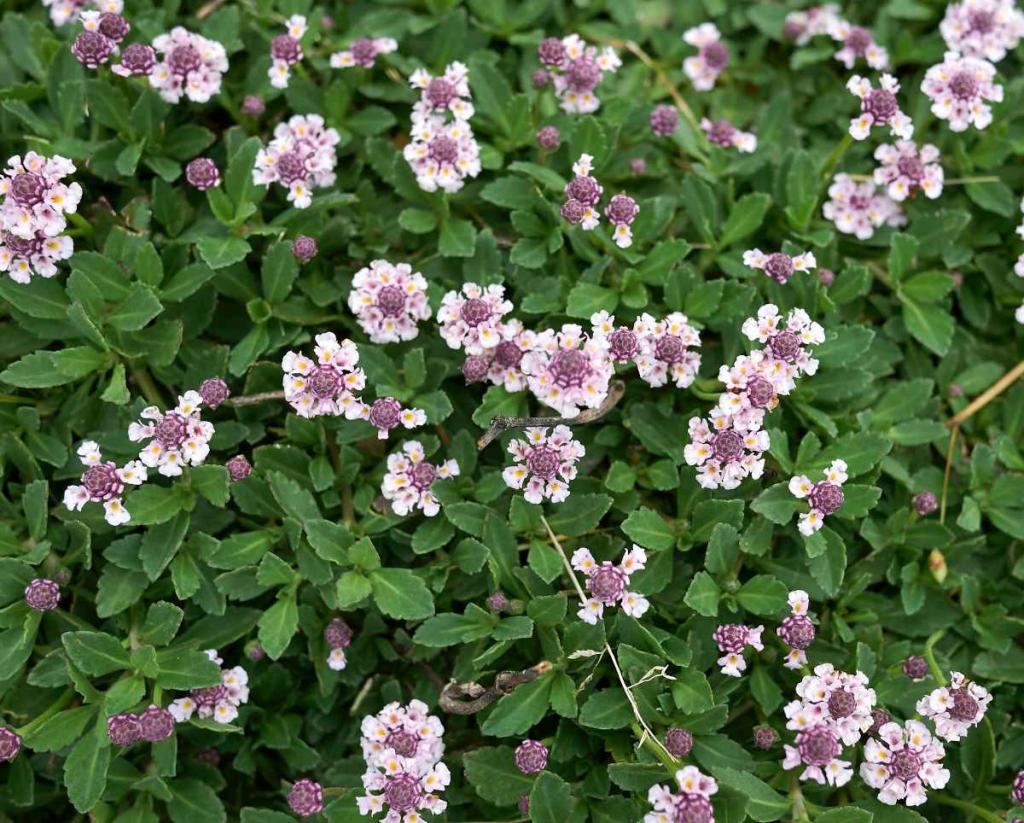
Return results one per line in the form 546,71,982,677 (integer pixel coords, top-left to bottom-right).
712,766,788,822
718,192,772,248
369,568,435,620
140,602,185,647
736,575,788,616
965,180,1017,216
167,778,227,823
154,649,223,691
257,593,299,660
684,571,721,617
191,465,230,507
545,493,613,536
196,237,251,270
62,631,131,677
671,668,714,713
463,746,536,805
23,706,96,753
480,675,553,737
579,688,633,729
750,483,799,525
784,149,817,229
901,296,954,356
439,218,477,257
566,283,618,319
814,811,874,823
398,208,438,234
63,724,110,813
529,771,573,823
621,507,676,550
261,242,298,304
141,512,190,581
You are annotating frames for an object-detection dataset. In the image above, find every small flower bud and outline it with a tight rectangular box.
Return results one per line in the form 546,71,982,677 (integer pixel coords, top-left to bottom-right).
486,591,508,612
288,779,324,817
514,739,549,774
185,157,221,191
198,377,230,409
138,705,175,742
536,126,561,150
25,578,60,611
242,95,265,117
913,491,937,516
629,158,647,175
226,455,252,482
0,728,22,763
664,727,693,758
903,656,929,681
649,105,679,137
753,726,778,750
107,713,142,747
818,268,835,287
291,235,318,263
245,641,265,662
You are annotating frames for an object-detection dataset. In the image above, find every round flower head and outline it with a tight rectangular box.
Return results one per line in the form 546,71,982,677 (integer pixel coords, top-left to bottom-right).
280,332,366,419
940,0,1024,61
778,590,815,669
354,397,427,440
536,125,561,149
291,235,318,263
604,193,640,248
754,726,779,750
741,304,825,395
915,671,992,741
922,51,1003,132
358,755,451,821
786,663,877,746
829,21,889,69
0,228,75,283
382,441,459,518
138,705,175,742
148,27,228,104
198,377,230,409
562,154,604,231
185,157,220,191
87,11,129,44
715,350,779,433
403,115,481,194
360,699,445,768
1013,769,1024,805
288,778,324,817
684,412,769,491
701,117,757,152
783,5,842,45
226,455,251,481
503,425,585,505
712,623,765,676
1,152,82,250
169,650,250,725
409,61,474,121
268,15,306,89
514,740,549,774
479,320,531,393
645,766,718,823
72,30,115,68
252,114,341,208
650,105,679,137
903,655,929,681
571,545,649,624
630,157,647,175
664,728,693,758
913,491,938,516
591,311,642,366
633,312,701,389
869,707,893,736
128,391,215,477
783,725,852,787
874,142,943,201
437,282,513,355
348,260,432,344
789,460,848,535
107,712,142,747
520,324,615,417
848,74,914,141
63,440,147,525
743,249,816,285
112,43,156,77
241,95,265,117
823,173,906,239
542,34,621,114
25,578,60,611
324,616,353,650
331,36,397,70
0,727,22,763
860,720,950,806
683,23,728,91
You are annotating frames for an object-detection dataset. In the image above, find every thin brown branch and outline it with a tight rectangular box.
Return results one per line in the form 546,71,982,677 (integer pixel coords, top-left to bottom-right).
946,358,1024,427
438,661,552,715
476,380,625,450
228,390,286,407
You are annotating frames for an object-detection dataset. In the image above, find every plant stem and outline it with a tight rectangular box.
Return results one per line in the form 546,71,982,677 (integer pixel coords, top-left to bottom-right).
130,364,165,407
934,795,1008,823
940,425,958,525
947,359,1024,427
922,629,947,685
821,134,853,181
944,176,1000,184
14,687,75,736
229,390,286,406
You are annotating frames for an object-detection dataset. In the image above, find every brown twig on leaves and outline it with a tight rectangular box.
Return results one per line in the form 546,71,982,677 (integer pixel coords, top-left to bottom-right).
228,390,286,407
438,661,551,715
476,380,626,450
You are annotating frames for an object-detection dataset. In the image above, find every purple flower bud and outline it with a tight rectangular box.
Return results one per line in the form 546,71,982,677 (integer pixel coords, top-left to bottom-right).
72,31,115,69
674,793,714,823
288,778,324,817
321,16,335,28
604,194,638,226
226,455,252,482
778,614,815,650
913,491,937,516
560,198,586,224
532,69,551,88
242,95,265,117
514,739,549,774
1012,770,1024,805
818,268,835,287
292,235,318,263
199,377,230,409
117,43,157,76
797,725,839,767
98,12,130,44
868,707,892,736
486,591,509,612
664,727,693,758
537,37,566,67
518,794,530,815
185,157,221,191
107,713,142,747
809,481,844,515
25,578,60,611
368,397,402,433
138,705,175,742
753,726,778,750
270,34,302,64
948,383,963,397
324,617,353,649
702,40,729,71
565,175,601,207
705,119,737,147
536,126,561,150
763,252,795,284
629,158,647,175
902,655,929,681
0,728,22,763
245,641,265,662
462,354,491,384
650,105,679,137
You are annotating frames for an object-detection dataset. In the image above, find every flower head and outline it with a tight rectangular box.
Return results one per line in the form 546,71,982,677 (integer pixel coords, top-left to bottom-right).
63,440,147,525
148,27,228,104
198,377,230,409
138,705,175,742
743,249,816,285
645,766,718,823
348,260,432,344
356,397,427,440
664,728,693,758
514,740,549,774
741,304,825,395
112,43,156,77
520,324,615,417
915,671,992,741
823,173,906,239
437,283,514,354
940,0,1024,61
712,623,765,676
790,460,848,535
537,125,561,150
683,23,728,91
783,725,853,787
913,491,938,516
107,712,142,747
226,455,252,482
786,663,876,746
382,441,459,518
128,391,215,478
860,720,950,806
331,36,398,69
684,413,769,490
701,117,757,152
847,74,913,140
281,332,366,419
633,312,701,389
503,426,585,505
903,656,930,681
0,727,22,763
540,34,621,113
185,157,221,191
783,5,842,45
571,544,649,624
873,142,943,201
650,105,679,137
268,15,306,89
922,50,1003,132
778,590,815,669
25,578,61,611
360,699,445,769
289,779,324,817
829,21,889,69
252,114,341,208
562,154,605,231
169,650,249,726
72,29,115,68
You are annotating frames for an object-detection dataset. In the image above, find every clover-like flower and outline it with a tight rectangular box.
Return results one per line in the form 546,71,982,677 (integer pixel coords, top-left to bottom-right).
268,15,306,89
514,740,549,775
921,51,1003,132
848,74,913,140
561,153,604,231
741,304,825,395
437,283,514,355
409,61,474,122
148,27,228,104
43,0,123,27
63,440,147,525
288,779,324,818
403,113,481,194
829,21,889,69
743,249,816,285
382,441,459,518
715,350,779,433
25,578,61,612
539,33,621,114
480,320,531,393
348,260,432,344
355,397,427,440
778,590,816,669
915,671,992,741
571,545,649,624
503,426,585,505
0,727,22,763
873,142,944,201
645,766,719,823
281,332,366,419
940,0,1024,62
683,23,729,91
783,4,842,45
325,617,353,671
605,193,640,248
701,117,757,152
823,173,906,239
252,114,341,208
790,460,849,535
786,663,876,746
71,29,115,68
128,391,215,477
860,720,950,806
331,36,398,69
521,323,615,417
357,753,451,821
684,412,769,491
634,312,701,389
169,650,250,726
712,623,765,676
783,725,853,787
360,700,445,769
111,43,156,77
591,311,643,366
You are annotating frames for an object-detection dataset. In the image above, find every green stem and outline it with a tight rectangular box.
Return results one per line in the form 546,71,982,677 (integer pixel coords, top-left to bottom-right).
14,687,75,736
934,795,1007,823
821,133,853,182
922,629,947,686
632,722,677,779
944,176,1000,185
129,364,165,407
67,212,94,236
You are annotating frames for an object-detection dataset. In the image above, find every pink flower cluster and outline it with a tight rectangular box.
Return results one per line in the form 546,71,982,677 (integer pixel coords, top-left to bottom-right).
561,155,640,248
701,117,757,152
570,545,649,624
916,671,992,742
847,74,914,141
740,305,825,394
861,720,950,806
536,34,621,113
148,27,228,104
823,173,906,239
712,623,765,676
685,410,770,491
521,323,615,418
382,441,459,517
268,15,307,89
683,23,729,91
43,0,121,27
743,248,816,285
128,390,215,477
347,260,432,344
645,766,719,823
169,650,250,725
783,4,841,45
503,426,585,504
63,441,146,526
331,36,397,69
438,282,514,355
252,114,341,208
830,21,890,70
940,0,1024,62
790,459,849,535
873,142,944,201
630,312,702,389
0,152,81,283
921,51,1003,132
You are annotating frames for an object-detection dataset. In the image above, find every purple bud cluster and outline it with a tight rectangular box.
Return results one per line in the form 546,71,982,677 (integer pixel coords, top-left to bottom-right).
107,706,175,745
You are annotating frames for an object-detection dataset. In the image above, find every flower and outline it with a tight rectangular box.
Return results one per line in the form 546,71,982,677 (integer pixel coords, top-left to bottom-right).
914,490,939,516
480,320,531,392
42,0,123,27
634,312,701,389
520,324,614,417
409,61,474,121
915,671,992,741
786,663,877,746
514,740,549,774
754,726,779,749
741,304,825,395
112,43,157,77
630,157,647,175
169,650,250,726
650,105,679,136
348,260,432,344
81,10,128,43
683,23,728,91
0,228,75,283
777,590,815,669
0,727,22,763
148,27,228,104
537,125,561,149
360,700,445,769
591,311,641,365
325,617,353,671
701,117,757,152
712,623,765,676
289,779,324,817
940,0,1024,61
292,235,318,263
281,332,366,419
903,656,930,681
870,708,893,736
128,391,215,477
604,193,640,248
71,30,115,68
24,578,61,611
185,157,221,191
138,705,175,742
63,440,147,525
860,720,950,806
743,249,816,285
252,114,341,208
922,51,1003,131
783,725,853,787
790,460,849,535
823,173,906,239
437,282,514,355
503,426,585,505
381,441,459,517
873,142,944,201
571,545,649,624
356,397,427,440
198,377,230,409
561,153,604,231
241,95,265,117
226,455,252,482
268,15,306,89
539,34,621,113
107,713,142,746
664,728,693,758
829,21,889,69
357,755,451,821
783,5,841,45
715,351,779,433
645,766,718,823
486,591,508,612
1012,769,1024,804
684,412,769,490
331,36,398,69
848,74,913,140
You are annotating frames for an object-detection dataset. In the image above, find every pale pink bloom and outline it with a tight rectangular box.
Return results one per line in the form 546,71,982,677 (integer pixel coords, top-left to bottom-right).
1017,300,1024,324
542,33,621,114
715,350,779,433
645,767,718,823
502,426,584,505
360,699,445,769
348,260,432,344
358,755,450,822
381,441,459,518
783,4,842,45
848,74,913,141
520,324,614,417
743,248,816,285
128,391,215,478
712,623,765,676
829,21,889,69
0,231,74,283
268,15,307,89
921,51,1003,132
783,725,853,787
330,37,397,69
790,459,849,535
42,0,121,27
860,720,950,806
0,151,82,240
740,304,825,395
778,590,814,669
252,114,341,208
633,312,701,389
482,319,531,392
701,117,757,152
327,648,347,671
437,282,513,355
63,440,147,526
403,113,481,193
873,142,944,201
169,650,249,725
940,0,1024,62
684,412,768,490
787,663,876,746
409,61,474,122
683,23,729,91
351,397,426,440
915,671,992,742
281,332,366,419
148,27,228,104
823,173,906,239
571,545,649,624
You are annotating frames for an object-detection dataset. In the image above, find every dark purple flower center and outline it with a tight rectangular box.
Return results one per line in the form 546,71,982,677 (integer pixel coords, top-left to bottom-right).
897,155,925,183
2,231,40,255
799,726,839,766
324,618,352,648
73,31,113,64
608,328,638,361
376,285,407,317
769,330,802,362
827,689,857,719
276,151,308,186
226,455,252,481
650,105,679,136
903,655,929,679
968,10,996,32
462,355,490,383
526,446,560,480
537,125,560,149
514,740,549,774
410,461,438,491
588,564,626,602
25,579,60,611
764,252,795,283
780,614,815,650
869,707,892,735
664,727,693,758
949,688,979,721
746,376,775,409
460,297,491,327
809,481,844,515
714,623,749,653
864,88,899,122
913,492,937,516
289,779,324,817
428,135,459,165
98,12,129,42
168,44,201,75
0,729,20,763
654,335,685,364
425,77,457,109
155,412,188,448
701,41,729,70
950,70,980,99
350,38,376,66
711,429,745,462
560,198,585,223
82,462,122,499
845,26,873,55
385,729,419,758
890,748,923,782
538,37,566,67
565,175,601,206
494,341,523,369
107,713,141,746
368,398,401,431
672,793,713,823
549,349,591,388
11,172,47,206
292,236,317,262
192,685,227,707
307,366,341,399
199,377,229,408
139,706,175,742
384,773,422,812
566,56,601,90
271,34,301,63
754,726,778,749
707,119,737,146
